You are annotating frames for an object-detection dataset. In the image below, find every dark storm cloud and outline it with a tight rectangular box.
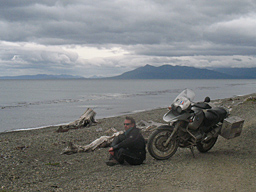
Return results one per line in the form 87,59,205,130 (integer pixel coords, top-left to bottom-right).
1,0,254,46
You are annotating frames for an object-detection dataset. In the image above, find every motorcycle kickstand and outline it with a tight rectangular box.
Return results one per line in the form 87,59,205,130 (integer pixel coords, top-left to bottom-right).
189,146,196,158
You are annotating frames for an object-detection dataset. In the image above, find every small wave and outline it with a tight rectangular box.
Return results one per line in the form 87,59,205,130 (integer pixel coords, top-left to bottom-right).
1,98,86,110
197,86,219,90
4,121,72,133
131,109,147,113
227,83,247,87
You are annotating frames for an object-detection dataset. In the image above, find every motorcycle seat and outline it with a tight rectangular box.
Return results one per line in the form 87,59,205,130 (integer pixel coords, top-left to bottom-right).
193,102,212,109
209,107,227,122
204,107,227,128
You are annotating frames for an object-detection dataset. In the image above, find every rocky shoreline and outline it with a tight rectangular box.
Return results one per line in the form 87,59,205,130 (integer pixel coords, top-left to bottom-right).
1,93,256,192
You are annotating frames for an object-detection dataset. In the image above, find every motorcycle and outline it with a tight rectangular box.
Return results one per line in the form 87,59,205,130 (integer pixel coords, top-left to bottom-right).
147,89,244,160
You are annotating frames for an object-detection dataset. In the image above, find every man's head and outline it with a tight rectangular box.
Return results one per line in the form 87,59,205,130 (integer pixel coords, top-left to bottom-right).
124,116,136,131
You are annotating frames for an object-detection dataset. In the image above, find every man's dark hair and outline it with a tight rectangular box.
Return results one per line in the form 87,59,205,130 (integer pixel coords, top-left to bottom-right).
125,116,136,127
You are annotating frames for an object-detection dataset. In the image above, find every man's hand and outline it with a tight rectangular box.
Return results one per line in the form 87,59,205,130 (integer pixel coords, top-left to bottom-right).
108,147,114,156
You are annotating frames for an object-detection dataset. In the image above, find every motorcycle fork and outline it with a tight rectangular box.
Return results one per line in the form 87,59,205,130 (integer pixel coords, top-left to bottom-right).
163,122,180,147
163,122,196,158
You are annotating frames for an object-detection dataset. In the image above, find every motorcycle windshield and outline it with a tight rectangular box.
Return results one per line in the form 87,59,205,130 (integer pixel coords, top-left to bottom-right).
173,89,195,102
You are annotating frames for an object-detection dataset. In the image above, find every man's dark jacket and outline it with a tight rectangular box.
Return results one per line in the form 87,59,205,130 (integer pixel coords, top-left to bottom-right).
111,127,146,161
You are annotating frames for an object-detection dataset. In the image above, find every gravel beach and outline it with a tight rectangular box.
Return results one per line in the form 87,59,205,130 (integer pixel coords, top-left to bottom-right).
1,93,256,192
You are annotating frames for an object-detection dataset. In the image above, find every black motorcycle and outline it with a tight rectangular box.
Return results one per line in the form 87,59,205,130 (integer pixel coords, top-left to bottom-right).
147,89,244,160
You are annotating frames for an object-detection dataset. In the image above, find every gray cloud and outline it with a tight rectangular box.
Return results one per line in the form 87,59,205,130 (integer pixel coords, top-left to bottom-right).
0,0,256,77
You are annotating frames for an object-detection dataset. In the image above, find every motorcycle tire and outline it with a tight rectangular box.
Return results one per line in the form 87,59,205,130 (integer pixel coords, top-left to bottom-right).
196,136,218,153
147,127,178,160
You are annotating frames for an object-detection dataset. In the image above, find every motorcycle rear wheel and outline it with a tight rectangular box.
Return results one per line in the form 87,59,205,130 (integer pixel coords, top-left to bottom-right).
147,128,178,160
196,136,218,153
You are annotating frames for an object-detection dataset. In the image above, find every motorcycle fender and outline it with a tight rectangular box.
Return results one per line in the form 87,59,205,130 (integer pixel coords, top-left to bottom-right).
163,110,191,123
156,125,174,131
163,111,181,122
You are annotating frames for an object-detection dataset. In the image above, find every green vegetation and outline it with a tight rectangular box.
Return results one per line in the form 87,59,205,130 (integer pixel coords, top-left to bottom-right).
45,162,60,166
246,96,256,102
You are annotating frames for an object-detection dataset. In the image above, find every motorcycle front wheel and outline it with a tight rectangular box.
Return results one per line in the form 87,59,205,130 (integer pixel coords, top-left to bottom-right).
196,136,218,153
147,128,178,160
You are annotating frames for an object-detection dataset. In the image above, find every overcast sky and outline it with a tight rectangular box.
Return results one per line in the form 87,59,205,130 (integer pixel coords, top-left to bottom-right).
1,0,256,77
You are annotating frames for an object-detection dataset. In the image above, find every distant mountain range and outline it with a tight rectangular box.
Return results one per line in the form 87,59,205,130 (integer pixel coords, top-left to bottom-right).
210,67,256,79
1,65,256,79
108,65,256,79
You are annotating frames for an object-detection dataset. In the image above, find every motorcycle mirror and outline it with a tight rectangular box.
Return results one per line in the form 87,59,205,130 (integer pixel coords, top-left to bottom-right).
204,96,210,103
176,106,182,114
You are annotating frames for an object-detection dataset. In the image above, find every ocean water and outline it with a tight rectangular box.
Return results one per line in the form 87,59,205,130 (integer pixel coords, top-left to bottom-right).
0,79,255,132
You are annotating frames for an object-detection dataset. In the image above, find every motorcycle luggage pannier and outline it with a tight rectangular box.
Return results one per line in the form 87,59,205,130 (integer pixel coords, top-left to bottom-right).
220,116,244,139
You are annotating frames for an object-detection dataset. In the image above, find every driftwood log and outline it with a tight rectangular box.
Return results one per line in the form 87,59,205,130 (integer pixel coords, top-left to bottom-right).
62,120,164,154
62,131,123,155
137,120,164,132
56,108,97,133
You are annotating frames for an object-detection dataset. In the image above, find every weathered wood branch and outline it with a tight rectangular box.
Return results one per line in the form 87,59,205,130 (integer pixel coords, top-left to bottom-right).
62,131,123,155
62,120,164,154
137,120,164,132
56,108,97,133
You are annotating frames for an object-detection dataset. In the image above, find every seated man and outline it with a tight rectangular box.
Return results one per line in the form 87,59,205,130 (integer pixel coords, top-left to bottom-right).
106,116,146,166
